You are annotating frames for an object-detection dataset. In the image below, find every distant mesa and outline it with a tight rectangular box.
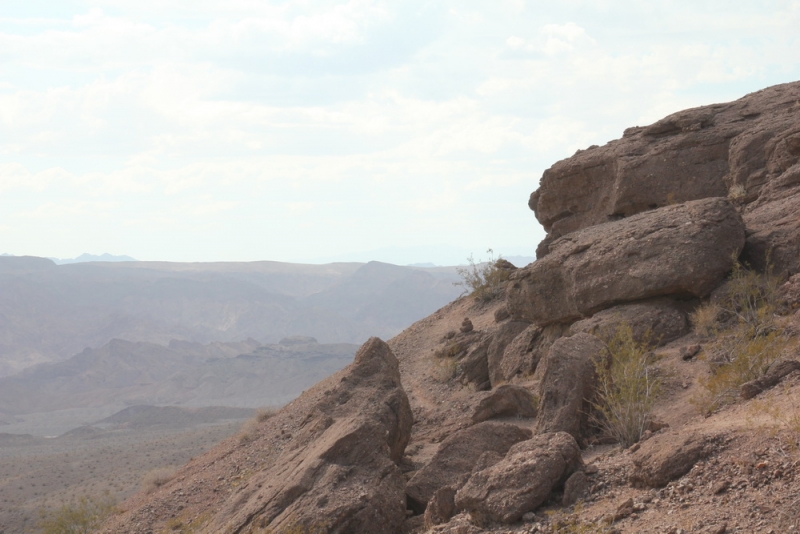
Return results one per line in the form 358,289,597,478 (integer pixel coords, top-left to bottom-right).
278,335,318,346
51,252,137,265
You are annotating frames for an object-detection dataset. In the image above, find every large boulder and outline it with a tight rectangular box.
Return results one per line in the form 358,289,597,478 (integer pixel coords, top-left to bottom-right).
204,337,413,533
530,81,800,242
629,431,723,488
406,422,532,511
507,197,745,325
569,298,690,347
455,432,583,524
742,190,800,276
536,333,606,440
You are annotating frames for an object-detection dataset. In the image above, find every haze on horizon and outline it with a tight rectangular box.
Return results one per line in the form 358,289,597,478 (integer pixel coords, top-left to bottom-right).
2,1,800,266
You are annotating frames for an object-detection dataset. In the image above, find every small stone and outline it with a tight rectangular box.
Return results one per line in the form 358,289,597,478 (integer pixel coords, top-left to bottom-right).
522,512,536,522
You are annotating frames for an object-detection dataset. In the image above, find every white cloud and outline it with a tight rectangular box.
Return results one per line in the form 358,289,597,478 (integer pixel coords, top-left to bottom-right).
1,1,799,263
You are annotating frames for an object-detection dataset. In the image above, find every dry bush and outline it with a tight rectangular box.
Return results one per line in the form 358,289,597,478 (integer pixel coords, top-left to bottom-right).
430,356,458,383
454,249,510,302
238,417,261,444
38,493,116,534
256,407,278,422
690,302,721,338
694,260,790,414
140,466,177,494
591,323,661,448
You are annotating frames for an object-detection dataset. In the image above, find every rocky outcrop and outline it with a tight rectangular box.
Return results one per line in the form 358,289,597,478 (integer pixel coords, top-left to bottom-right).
630,431,723,488
454,321,530,390
406,422,532,511
536,333,606,440
490,323,568,384
202,338,412,533
455,432,583,524
470,384,538,424
530,82,800,243
569,298,690,347
507,198,745,325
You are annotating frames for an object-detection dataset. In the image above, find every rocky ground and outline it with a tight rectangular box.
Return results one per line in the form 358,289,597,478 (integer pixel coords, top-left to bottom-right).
96,80,800,533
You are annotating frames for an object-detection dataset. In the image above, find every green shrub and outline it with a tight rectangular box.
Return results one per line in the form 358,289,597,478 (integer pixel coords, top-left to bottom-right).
38,494,116,534
591,323,661,447
694,259,790,414
454,248,510,302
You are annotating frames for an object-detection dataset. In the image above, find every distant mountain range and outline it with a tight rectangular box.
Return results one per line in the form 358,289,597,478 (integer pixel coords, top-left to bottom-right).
0,256,463,377
51,253,138,264
0,337,357,432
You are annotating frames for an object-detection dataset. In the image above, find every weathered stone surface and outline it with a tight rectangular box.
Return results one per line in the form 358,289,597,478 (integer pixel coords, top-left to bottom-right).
507,198,745,325
562,470,590,506
531,81,800,242
740,360,800,399
569,298,690,347
471,384,538,424
536,333,606,440
492,323,568,384
742,191,800,276
423,487,456,529
630,431,722,488
205,337,413,533
406,422,531,510
781,273,800,310
457,321,529,390
484,320,533,385
455,432,583,524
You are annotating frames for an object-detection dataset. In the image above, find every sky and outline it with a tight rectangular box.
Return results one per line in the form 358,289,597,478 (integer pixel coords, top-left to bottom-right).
1,1,799,265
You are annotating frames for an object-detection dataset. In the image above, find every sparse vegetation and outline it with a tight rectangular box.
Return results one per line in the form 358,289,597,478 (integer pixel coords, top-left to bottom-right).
38,493,116,534
591,323,661,447
238,406,277,444
141,466,177,494
693,259,791,414
455,248,511,302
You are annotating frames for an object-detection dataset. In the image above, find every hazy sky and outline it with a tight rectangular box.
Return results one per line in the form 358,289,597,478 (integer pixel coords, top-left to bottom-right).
2,1,799,265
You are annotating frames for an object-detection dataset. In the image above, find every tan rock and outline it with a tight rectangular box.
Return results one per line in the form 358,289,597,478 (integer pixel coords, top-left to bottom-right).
536,333,606,440
205,337,413,533
406,421,531,510
569,298,689,347
455,432,583,524
507,198,745,326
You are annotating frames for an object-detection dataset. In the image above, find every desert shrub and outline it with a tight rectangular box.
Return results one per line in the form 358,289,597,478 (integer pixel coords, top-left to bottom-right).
694,260,789,414
255,406,277,422
430,356,458,383
238,417,261,443
455,249,510,302
591,323,661,447
690,302,721,338
38,493,116,534
141,466,177,494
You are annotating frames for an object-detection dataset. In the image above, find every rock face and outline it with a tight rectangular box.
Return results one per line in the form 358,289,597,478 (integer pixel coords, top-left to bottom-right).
630,431,722,488
536,333,606,440
406,422,532,510
507,198,745,325
455,321,530,390
455,432,583,524
530,82,800,241
205,337,413,533
569,298,690,347
491,323,568,385
471,384,538,424
529,82,800,278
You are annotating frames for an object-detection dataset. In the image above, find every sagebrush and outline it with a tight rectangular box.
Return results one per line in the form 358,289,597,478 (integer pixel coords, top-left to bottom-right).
693,260,789,414
38,493,116,534
454,248,510,302
591,323,661,447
